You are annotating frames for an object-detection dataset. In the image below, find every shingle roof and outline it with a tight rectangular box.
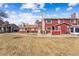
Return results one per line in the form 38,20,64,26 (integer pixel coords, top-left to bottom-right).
44,18,78,20
53,23,71,27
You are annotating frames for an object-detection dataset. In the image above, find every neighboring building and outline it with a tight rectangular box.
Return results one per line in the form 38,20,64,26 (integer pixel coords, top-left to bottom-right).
19,25,37,33
0,20,19,33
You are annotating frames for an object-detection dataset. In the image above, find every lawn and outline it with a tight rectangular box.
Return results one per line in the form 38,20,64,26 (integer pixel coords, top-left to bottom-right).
0,33,79,56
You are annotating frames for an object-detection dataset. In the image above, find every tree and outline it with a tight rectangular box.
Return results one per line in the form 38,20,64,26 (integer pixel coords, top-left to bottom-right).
0,11,8,18
0,11,8,25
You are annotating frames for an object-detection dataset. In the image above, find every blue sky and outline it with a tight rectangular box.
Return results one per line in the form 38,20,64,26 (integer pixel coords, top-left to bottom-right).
0,3,79,25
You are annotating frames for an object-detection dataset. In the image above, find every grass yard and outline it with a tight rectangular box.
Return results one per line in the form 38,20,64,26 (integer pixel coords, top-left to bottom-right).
0,33,79,56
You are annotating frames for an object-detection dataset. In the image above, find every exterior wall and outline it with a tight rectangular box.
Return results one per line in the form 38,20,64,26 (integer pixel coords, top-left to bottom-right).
45,19,59,33
52,30,60,35
19,27,37,33
0,27,13,33
44,19,78,35
60,24,69,34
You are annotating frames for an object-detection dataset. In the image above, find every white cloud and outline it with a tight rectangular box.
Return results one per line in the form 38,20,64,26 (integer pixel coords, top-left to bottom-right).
68,3,78,7
56,7,60,11
38,3,45,9
32,9,41,13
66,3,78,11
0,3,4,7
3,13,40,25
47,14,50,17
20,3,36,10
36,3,45,10
4,4,8,8
67,7,72,11
76,13,79,18
20,3,45,11
53,14,57,17
12,11,16,14
5,11,9,14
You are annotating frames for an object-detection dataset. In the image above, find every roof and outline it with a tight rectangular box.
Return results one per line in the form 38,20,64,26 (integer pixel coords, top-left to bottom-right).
53,23,71,27
23,25,36,28
44,18,79,20
70,25,79,28
0,24,19,28
0,24,10,27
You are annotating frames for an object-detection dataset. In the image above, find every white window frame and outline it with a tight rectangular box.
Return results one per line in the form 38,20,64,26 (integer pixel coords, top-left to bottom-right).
46,20,52,24
58,26,61,30
60,20,64,23
74,20,76,23
53,26,60,31
47,27,52,31
70,20,75,23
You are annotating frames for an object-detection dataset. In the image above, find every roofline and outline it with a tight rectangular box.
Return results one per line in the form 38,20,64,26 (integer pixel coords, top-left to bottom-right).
53,23,71,27
44,18,79,20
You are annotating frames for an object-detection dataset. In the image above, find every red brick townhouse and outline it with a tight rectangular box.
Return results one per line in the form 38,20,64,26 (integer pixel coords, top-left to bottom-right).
41,18,79,35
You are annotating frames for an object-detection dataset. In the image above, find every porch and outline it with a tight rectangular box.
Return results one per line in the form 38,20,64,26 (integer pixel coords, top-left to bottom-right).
46,23,71,35
0,27,13,33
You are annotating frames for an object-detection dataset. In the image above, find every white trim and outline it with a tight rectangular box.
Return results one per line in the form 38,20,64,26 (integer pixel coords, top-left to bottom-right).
46,26,52,31
60,20,64,23
70,19,76,23
74,20,76,23
70,27,79,35
58,20,60,24
46,20,52,24
53,26,60,31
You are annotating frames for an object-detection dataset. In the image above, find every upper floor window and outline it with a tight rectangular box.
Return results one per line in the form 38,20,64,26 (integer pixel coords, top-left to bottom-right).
70,19,75,23
46,20,52,24
60,20,64,23
70,20,74,22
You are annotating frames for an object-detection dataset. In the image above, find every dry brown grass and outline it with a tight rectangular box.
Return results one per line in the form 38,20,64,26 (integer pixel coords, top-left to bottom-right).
0,33,79,56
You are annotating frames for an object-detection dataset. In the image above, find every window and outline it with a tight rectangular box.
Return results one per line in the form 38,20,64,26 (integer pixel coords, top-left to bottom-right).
70,20,74,22
75,28,79,32
60,20,64,23
47,27,52,30
46,20,52,23
71,28,73,32
70,19,75,23
52,26,58,30
58,26,60,30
